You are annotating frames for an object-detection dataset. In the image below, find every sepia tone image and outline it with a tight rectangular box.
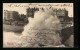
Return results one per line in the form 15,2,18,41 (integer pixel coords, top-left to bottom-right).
3,3,74,48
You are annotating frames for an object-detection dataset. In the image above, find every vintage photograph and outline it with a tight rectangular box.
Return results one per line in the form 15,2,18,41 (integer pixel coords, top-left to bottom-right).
3,3,74,48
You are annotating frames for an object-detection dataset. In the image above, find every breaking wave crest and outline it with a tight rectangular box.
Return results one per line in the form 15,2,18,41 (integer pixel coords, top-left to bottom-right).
20,8,63,47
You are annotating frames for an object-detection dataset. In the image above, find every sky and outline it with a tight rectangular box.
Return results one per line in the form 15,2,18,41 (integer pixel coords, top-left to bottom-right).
3,3,73,17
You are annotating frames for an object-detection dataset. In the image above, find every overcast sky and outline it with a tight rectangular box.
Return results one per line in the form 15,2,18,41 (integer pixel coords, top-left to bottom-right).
3,3,73,17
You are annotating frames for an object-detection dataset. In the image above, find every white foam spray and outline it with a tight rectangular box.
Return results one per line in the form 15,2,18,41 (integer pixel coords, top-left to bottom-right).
20,8,63,47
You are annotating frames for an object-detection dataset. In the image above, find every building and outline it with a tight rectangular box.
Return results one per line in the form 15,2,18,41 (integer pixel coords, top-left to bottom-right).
3,10,19,21
56,8,68,17
26,7,39,18
51,8,69,22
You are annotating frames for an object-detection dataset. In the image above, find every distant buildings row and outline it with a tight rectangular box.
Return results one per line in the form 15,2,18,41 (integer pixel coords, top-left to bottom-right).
26,7,71,22
3,10,26,21
26,7,68,17
3,7,73,26
3,10,28,25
